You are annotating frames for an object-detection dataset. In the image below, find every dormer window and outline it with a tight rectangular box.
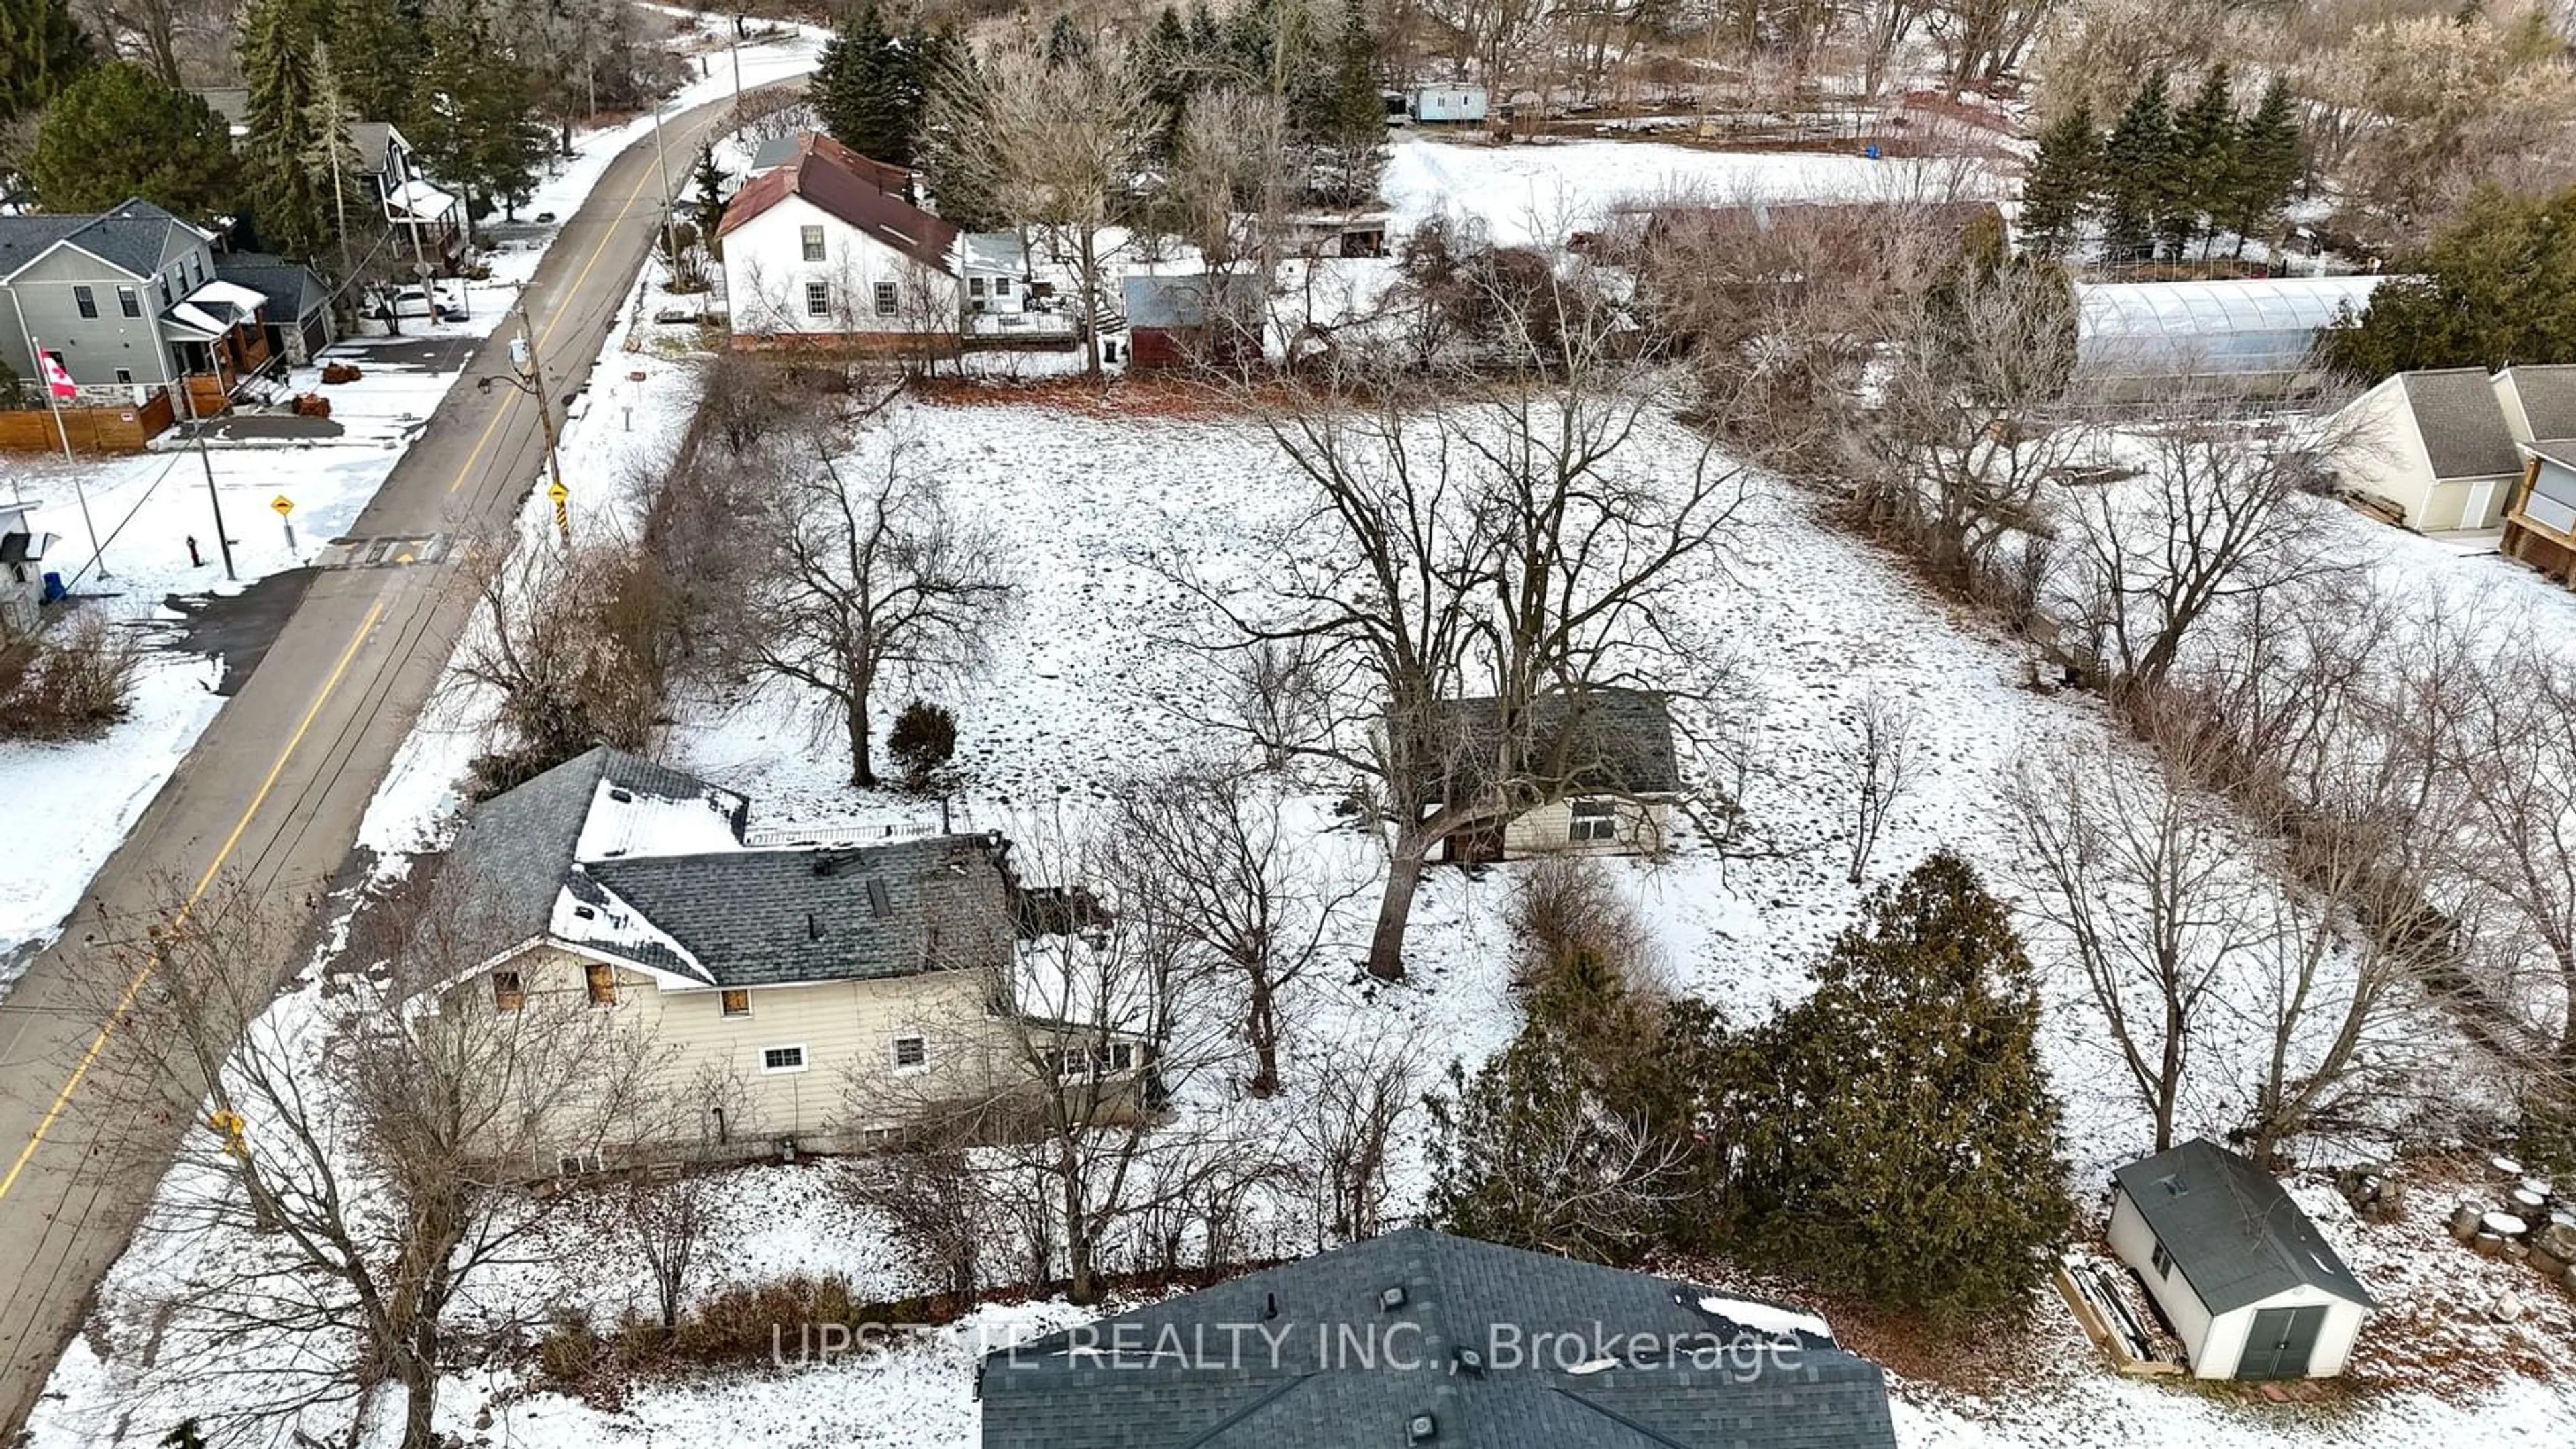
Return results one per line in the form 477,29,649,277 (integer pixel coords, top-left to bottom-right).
586,963,616,1006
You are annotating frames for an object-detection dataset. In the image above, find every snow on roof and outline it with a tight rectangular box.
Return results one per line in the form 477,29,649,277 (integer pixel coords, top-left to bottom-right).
2076,276,2387,380
1695,1293,1837,1346
385,179,458,221
184,279,268,313
161,303,231,339
573,776,753,862
548,878,708,979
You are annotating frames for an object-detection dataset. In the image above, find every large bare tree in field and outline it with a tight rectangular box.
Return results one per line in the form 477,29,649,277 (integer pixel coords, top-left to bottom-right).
922,37,1152,376
750,417,1014,788
2053,413,2350,695
2010,729,2266,1153
72,873,669,1449
1111,767,1362,1096
1193,303,1746,981
2447,643,2576,1077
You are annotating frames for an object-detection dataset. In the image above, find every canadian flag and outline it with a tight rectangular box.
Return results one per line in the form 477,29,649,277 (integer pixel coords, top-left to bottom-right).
38,352,76,400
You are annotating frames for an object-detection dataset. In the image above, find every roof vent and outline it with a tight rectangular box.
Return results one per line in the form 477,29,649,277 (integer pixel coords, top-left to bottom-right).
572,905,596,920
867,878,892,918
1378,1285,1407,1311
2160,1174,2189,1198
1262,1291,1279,1321
806,910,824,941
1451,1347,1484,1377
608,787,635,804
1407,1413,1437,1442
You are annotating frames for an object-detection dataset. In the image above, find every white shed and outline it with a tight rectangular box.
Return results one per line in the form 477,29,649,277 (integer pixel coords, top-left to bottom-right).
2108,1139,2377,1380
1408,83,1488,123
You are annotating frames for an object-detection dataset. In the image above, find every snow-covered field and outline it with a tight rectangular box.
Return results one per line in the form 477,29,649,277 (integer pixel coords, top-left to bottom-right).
0,8,825,985
25,115,2576,1449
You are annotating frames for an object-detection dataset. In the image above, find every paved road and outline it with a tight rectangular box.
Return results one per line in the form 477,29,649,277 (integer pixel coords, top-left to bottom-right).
0,91,751,1442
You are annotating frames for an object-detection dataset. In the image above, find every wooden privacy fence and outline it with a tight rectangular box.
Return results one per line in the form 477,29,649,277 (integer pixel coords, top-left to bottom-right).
0,392,174,455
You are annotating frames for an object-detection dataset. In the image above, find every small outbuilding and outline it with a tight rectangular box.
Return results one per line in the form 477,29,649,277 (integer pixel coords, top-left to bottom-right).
2108,1138,2376,1381
1407,83,1488,123
1424,687,1682,863
1121,273,1265,372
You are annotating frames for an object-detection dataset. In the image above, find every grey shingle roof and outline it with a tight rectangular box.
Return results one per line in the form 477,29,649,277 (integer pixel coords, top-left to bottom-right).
1122,272,1265,331
0,199,199,280
439,747,747,967
2111,1139,2376,1316
439,747,1013,989
586,835,1014,987
2500,364,2576,441
1423,687,1684,798
980,1228,1897,1449
215,252,331,319
2400,368,2520,480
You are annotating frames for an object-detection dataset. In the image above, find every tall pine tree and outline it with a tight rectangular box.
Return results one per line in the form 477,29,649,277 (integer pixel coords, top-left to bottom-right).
238,0,333,258
0,0,93,126
411,0,541,236
2098,68,2174,267
2226,76,2301,260
329,0,426,123
2166,64,2238,261
1733,851,2074,1323
2018,99,2100,260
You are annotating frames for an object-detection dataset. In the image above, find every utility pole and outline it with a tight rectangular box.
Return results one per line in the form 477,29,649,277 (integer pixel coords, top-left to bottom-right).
195,432,235,581
650,97,676,262
506,301,570,547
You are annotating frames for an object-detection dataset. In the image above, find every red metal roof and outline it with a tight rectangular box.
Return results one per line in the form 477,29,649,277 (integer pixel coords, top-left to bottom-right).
716,133,957,276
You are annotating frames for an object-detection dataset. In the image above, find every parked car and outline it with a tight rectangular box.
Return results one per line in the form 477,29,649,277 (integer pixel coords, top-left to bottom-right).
363,285,466,323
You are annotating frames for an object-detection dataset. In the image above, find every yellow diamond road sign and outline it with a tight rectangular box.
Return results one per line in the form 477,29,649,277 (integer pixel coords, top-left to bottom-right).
547,482,568,504
271,495,294,516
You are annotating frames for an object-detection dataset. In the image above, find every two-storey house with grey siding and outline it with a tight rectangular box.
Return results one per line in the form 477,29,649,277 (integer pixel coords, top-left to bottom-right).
0,198,275,419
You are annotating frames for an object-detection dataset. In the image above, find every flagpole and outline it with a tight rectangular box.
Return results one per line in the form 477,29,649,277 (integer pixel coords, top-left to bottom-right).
28,334,109,581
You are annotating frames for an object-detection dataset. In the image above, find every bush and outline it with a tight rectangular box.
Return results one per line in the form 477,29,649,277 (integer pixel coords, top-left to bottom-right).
885,699,957,794
1505,855,1658,996
537,1308,600,1383
0,612,141,742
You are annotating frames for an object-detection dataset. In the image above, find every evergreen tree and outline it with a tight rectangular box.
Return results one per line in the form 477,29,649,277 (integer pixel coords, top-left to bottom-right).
238,0,333,258
2224,76,2301,259
1186,0,1222,58
28,60,238,219
1043,9,1091,70
2326,182,2576,377
411,0,542,237
2017,99,2099,260
2167,64,2238,260
1311,0,1385,205
0,0,93,126
690,143,727,250
1733,851,2074,1323
2098,68,2174,266
329,0,425,121
814,2,904,165
1141,3,1194,160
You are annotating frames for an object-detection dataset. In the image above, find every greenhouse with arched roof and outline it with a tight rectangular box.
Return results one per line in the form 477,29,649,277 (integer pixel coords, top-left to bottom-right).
2074,275,2389,396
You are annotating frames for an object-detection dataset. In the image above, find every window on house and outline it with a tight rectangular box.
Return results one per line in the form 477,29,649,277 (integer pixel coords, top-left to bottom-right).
117,286,140,317
804,280,830,317
113,368,133,385
158,276,171,305
2150,1240,2172,1279
800,225,826,262
892,1034,928,1070
872,280,898,316
1568,798,1619,844
762,1044,808,1074
190,256,203,286
993,276,1013,297
720,988,751,1016
492,971,525,1012
969,276,986,297
585,962,616,1006
1048,1042,1135,1081
73,285,97,318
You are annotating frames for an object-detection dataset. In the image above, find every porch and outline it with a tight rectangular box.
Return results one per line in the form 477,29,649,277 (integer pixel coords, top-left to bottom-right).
162,280,276,415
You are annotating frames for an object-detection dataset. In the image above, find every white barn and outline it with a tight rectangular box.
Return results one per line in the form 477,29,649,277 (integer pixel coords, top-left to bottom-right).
1407,83,1487,123
716,131,959,354
2108,1139,2376,1380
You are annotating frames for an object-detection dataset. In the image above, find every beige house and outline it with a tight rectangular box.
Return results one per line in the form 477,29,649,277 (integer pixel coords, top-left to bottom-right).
1425,688,1682,863
430,748,1063,1161
2329,366,2576,532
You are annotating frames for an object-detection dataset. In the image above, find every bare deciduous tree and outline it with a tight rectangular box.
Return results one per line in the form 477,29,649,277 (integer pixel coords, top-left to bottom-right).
74,873,669,1449
751,417,1014,788
451,532,666,794
1841,686,1919,884
1111,767,1360,1097
614,1170,726,1331
1287,1024,1419,1247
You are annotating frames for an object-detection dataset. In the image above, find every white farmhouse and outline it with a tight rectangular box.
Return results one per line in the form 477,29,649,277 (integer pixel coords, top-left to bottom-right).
2108,1139,2376,1380
717,131,961,356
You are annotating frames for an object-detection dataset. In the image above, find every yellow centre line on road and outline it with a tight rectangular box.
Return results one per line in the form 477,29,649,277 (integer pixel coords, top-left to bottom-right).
0,596,390,1203
0,101,743,1203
